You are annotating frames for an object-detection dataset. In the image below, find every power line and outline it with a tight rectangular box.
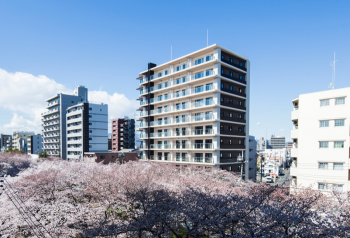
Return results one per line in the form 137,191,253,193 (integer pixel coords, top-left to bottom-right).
2,185,42,237
1,177,53,237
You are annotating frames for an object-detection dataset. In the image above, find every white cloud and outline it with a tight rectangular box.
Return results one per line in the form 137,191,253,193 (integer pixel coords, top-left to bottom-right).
0,68,138,134
256,122,261,126
279,129,284,132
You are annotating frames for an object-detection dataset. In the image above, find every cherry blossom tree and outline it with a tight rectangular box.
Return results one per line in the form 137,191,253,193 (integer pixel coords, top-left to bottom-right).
0,154,349,237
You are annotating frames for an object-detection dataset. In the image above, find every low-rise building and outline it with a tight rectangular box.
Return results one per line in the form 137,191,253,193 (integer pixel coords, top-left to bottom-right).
28,134,43,154
12,131,35,153
270,135,285,149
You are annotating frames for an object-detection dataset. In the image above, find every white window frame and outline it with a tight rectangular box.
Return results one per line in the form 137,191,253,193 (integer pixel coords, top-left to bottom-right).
334,141,344,148
335,97,345,105
320,99,330,107
318,162,328,169
318,183,326,190
319,120,329,128
319,141,329,148
334,119,345,127
333,163,343,170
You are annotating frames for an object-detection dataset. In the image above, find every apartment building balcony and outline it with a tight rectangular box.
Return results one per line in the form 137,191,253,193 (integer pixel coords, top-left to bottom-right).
43,139,60,144
67,124,82,131
43,120,60,126
42,145,60,150
291,110,299,121
219,158,245,164
220,72,246,85
140,70,215,97
291,148,298,157
46,100,60,109
139,114,215,128
291,128,299,139
139,56,216,86
41,108,60,116
42,127,60,132
290,160,298,177
42,115,60,122
43,133,60,138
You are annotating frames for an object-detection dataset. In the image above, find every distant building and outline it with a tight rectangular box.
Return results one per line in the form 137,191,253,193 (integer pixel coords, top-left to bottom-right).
248,136,257,181
0,134,12,152
66,102,108,160
84,151,138,164
28,135,43,154
111,117,135,151
42,85,88,158
290,87,350,192
270,135,285,149
286,142,293,149
256,137,270,151
108,135,112,151
12,131,35,153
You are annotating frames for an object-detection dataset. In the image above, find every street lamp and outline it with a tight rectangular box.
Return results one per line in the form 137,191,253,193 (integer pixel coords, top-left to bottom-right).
237,150,244,179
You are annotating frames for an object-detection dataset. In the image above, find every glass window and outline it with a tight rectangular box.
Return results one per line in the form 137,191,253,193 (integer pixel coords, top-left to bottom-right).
182,90,186,96
206,83,213,91
320,99,330,107
320,120,329,127
158,72,162,77
333,184,343,192
334,141,344,148
239,75,243,80
335,119,345,127
182,77,186,83
221,69,224,74
319,141,328,148
335,97,345,105
182,102,186,109
221,83,224,89
206,69,213,76
164,94,168,100
182,64,186,69
176,78,180,84
206,55,212,61
195,72,204,79
229,85,233,91
318,162,328,169
195,99,204,107
195,86,204,93
164,70,168,75
176,66,180,71
221,55,224,60
206,97,213,105
195,58,204,65
318,183,326,190
176,103,180,110
333,163,343,170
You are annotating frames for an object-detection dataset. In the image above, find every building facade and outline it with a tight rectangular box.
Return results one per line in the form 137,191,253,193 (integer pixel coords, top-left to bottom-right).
111,117,135,151
28,134,43,154
248,136,258,181
291,87,350,192
0,134,12,152
66,102,108,160
42,85,88,159
257,137,270,151
270,135,285,149
136,44,250,178
12,131,34,153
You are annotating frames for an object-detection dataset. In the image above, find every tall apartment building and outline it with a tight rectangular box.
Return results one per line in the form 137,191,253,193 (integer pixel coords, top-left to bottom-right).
41,85,88,159
28,134,43,154
136,44,250,178
12,131,35,153
256,137,270,151
290,87,350,192
66,102,108,160
0,134,12,152
270,135,285,149
111,117,135,151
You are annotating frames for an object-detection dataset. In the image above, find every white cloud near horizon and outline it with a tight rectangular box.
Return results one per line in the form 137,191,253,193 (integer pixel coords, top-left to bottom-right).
256,122,261,126
0,68,138,134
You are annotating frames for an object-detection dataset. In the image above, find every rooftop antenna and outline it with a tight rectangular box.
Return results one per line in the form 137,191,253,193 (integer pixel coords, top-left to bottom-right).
171,46,172,60
207,29,208,47
329,52,337,89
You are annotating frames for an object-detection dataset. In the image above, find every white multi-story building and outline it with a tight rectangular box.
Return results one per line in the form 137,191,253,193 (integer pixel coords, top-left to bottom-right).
42,85,88,159
290,87,350,192
66,102,108,160
12,131,34,153
137,44,251,179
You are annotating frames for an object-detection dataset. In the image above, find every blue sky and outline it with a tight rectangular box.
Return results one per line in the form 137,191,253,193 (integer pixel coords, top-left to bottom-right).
0,0,349,140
